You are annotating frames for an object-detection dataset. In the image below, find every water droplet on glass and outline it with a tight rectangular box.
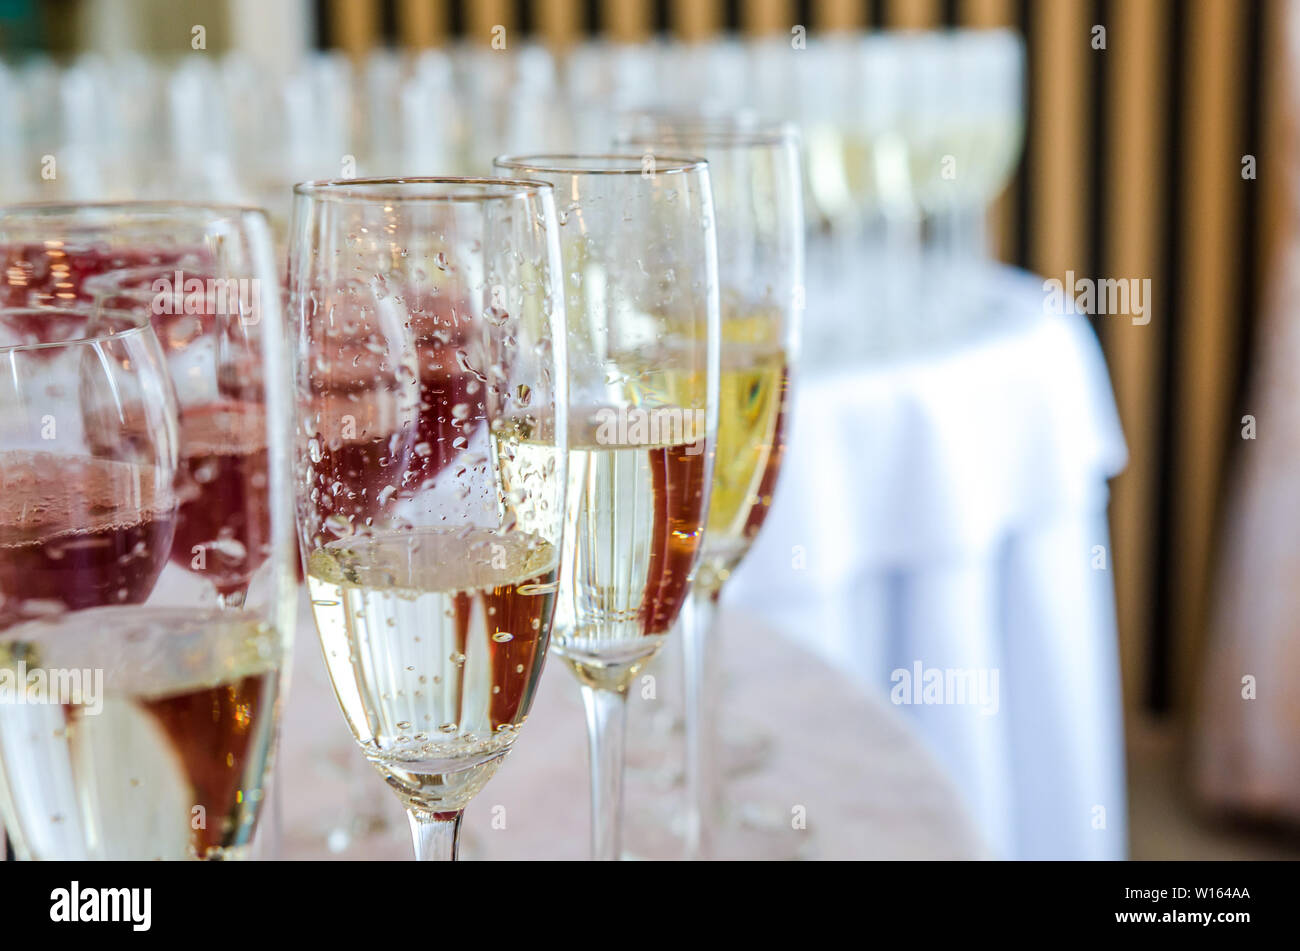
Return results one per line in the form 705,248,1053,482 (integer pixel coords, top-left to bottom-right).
325,514,353,537
206,537,247,561
455,350,488,383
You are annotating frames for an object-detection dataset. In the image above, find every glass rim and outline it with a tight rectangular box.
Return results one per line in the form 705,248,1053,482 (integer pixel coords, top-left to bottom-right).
614,121,801,150
0,305,153,354
493,153,709,176
82,260,210,300
293,177,556,203
0,200,269,226
614,104,759,123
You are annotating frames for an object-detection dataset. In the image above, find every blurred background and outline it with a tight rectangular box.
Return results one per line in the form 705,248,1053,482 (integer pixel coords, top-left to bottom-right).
1,0,1297,860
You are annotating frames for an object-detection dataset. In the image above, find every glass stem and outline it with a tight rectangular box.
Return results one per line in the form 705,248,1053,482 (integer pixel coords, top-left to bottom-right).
683,585,720,860
882,201,923,341
580,684,628,861
407,809,463,861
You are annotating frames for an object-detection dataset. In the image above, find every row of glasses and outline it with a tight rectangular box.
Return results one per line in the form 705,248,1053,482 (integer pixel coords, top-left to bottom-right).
288,158,720,860
490,155,720,860
0,204,294,860
613,121,803,858
793,31,1024,365
1,131,793,861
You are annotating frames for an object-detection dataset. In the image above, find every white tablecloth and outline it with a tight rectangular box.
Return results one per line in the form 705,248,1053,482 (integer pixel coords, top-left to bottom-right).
728,263,1129,859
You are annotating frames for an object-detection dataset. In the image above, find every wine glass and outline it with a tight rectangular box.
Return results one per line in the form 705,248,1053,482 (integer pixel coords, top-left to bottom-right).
289,178,568,862
0,307,178,616
0,203,296,861
493,154,720,861
615,122,803,858
83,262,274,606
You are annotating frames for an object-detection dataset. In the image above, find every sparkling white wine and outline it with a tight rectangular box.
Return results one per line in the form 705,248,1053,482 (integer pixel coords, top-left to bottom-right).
697,349,788,590
650,316,791,592
496,411,710,691
306,528,558,812
0,606,281,860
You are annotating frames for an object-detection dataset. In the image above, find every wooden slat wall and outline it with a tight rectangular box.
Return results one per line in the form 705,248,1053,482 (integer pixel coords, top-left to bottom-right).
395,0,446,47
1103,0,1169,712
960,0,1017,265
671,0,723,41
326,0,380,56
536,0,584,48
464,0,513,42
814,0,864,32
1256,0,1289,314
1026,0,1092,283
885,0,942,30
1167,0,1248,714
742,0,794,35
603,0,652,41
317,0,1283,722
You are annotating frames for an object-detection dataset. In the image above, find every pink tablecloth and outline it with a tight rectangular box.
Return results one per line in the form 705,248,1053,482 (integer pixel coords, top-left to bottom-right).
276,590,982,860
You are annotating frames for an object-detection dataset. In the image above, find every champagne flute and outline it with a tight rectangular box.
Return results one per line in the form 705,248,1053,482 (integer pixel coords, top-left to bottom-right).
0,203,295,861
616,123,803,858
493,154,720,861
289,178,568,862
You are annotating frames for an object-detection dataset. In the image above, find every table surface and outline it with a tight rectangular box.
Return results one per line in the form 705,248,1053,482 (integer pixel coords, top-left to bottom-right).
277,591,984,860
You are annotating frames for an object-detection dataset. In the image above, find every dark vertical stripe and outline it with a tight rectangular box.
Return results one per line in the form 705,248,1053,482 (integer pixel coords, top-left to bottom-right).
1089,0,1109,342
653,0,670,35
586,0,602,35
868,0,885,30
1014,0,1034,268
1230,0,1264,432
1150,3,1189,714
795,0,814,33
941,0,960,27
379,0,398,45
1200,0,1264,652
314,0,331,49
724,0,741,32
517,0,535,36
450,0,466,38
